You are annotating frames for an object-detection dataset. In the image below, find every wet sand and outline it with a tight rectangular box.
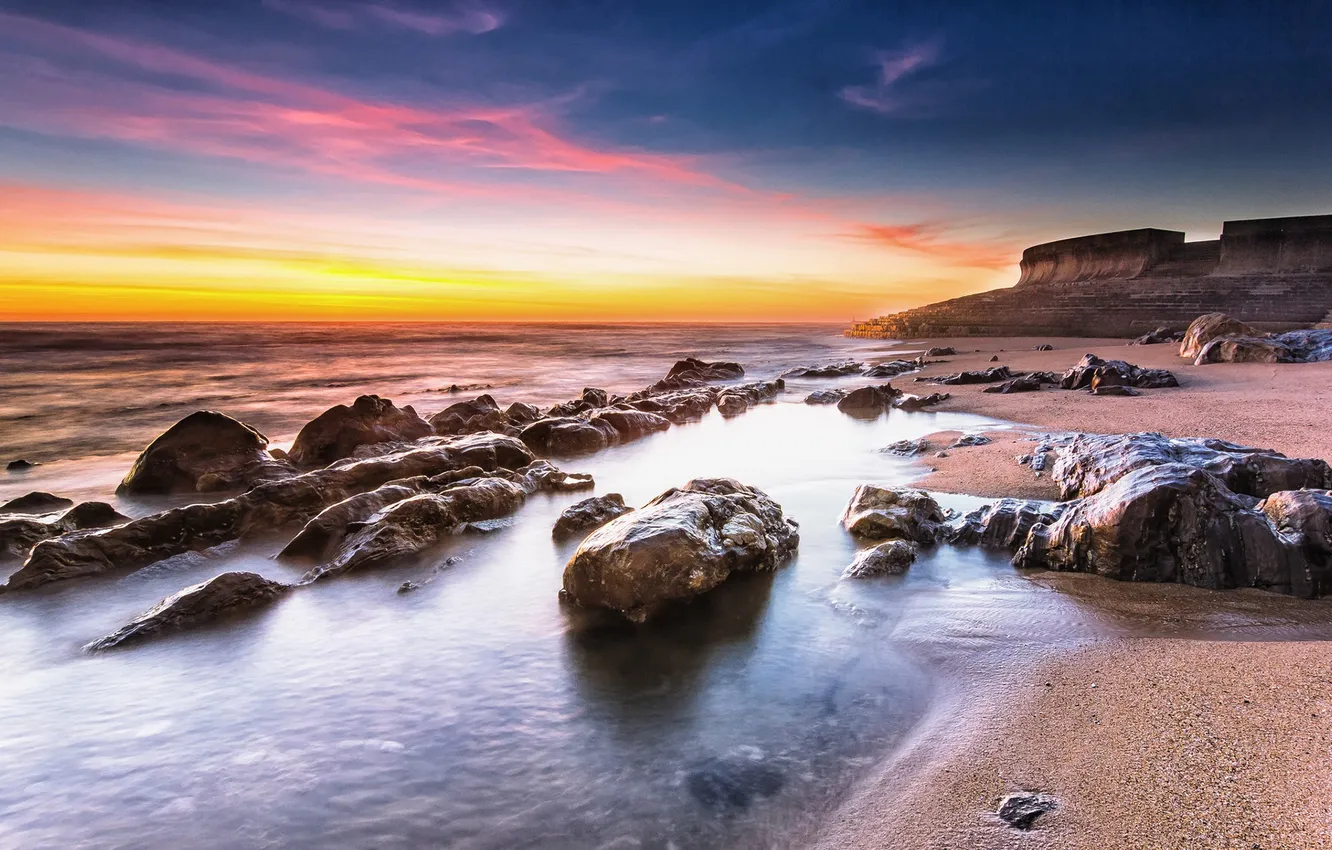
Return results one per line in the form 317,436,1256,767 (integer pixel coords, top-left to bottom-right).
829,335,1332,849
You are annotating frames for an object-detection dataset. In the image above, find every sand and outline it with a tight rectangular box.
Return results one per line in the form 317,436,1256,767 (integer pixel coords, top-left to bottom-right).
823,335,1332,849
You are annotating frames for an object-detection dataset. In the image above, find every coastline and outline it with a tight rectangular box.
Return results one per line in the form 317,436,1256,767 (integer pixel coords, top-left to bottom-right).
823,335,1332,848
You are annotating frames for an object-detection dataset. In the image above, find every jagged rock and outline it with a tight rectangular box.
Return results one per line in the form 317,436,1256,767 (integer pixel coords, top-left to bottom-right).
924,366,1015,385
590,409,672,440
560,478,798,622
842,540,917,578
892,392,950,411
1275,328,1332,362
117,410,294,495
1051,432,1332,500
715,380,784,417
429,394,506,435
1262,490,1332,593
783,361,863,378
1194,336,1293,365
85,571,290,652
625,388,717,423
997,793,1058,830
881,438,929,456
1,492,74,514
6,459,37,472
517,460,594,493
288,395,433,467
864,360,918,378
1,502,128,559
1179,313,1260,360
1090,384,1139,396
1059,354,1178,391
1032,344,1054,351
841,485,945,543
836,384,899,415
951,434,992,448
1133,326,1183,345
647,358,745,392
949,499,1062,549
1016,464,1316,594
504,401,543,424
926,347,956,356
983,374,1046,394
804,389,846,405
5,433,533,592
553,493,631,539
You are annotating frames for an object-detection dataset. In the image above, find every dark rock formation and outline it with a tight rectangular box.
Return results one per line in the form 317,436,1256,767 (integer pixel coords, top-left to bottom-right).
997,793,1058,830
983,374,1048,394
1051,432,1332,500
288,395,433,467
892,392,950,411
1192,327,1332,365
836,384,898,415
922,366,1015,385
926,347,956,356
881,438,929,456
1,491,74,514
1058,354,1178,391
5,433,533,592
1179,312,1260,359
782,361,863,378
841,485,944,543
1262,490,1332,588
553,493,631,540
117,410,294,495
625,388,717,423
842,540,917,578
589,409,671,440
988,355,1000,362
1133,326,1183,345
520,416,619,455
951,434,992,448
648,358,745,391
715,379,784,417
6,459,37,472
429,394,508,435
863,360,918,378
504,401,543,424
804,389,846,405
1,501,128,560
560,478,798,622
1032,343,1054,351
1090,385,1139,396
85,571,290,652
948,499,1062,549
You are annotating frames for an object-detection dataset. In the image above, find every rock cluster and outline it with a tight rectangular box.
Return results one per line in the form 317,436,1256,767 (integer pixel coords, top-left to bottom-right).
1181,313,1332,365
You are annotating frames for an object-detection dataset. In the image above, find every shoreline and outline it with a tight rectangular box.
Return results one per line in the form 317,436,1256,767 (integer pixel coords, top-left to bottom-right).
824,335,1332,848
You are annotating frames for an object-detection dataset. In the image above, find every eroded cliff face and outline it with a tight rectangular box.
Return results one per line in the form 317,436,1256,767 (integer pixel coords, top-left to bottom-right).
1015,228,1185,287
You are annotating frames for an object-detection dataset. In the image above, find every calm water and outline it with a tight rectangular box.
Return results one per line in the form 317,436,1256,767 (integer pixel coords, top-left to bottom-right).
2,324,1326,849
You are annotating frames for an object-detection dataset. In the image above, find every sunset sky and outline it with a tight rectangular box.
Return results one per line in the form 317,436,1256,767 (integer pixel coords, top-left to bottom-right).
1,1,1329,321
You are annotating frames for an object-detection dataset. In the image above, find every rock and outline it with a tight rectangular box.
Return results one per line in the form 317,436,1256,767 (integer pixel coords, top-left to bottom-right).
685,753,785,811
1032,344,1054,351
517,460,594,493
892,392,950,411
1132,326,1183,345
1179,313,1261,360
288,395,433,467
1,501,128,560
429,394,504,435
988,355,1000,362
841,485,945,543
649,358,745,391
863,360,918,378
553,493,631,539
1051,432,1332,500
804,389,846,405
117,410,294,495
715,394,749,416
6,459,37,472
923,366,1015,385
715,380,784,417
5,433,533,592
997,793,1058,830
1,491,74,514
951,434,992,448
1274,328,1332,362
1059,354,1177,391
983,374,1045,394
1090,384,1139,396
782,361,863,378
560,478,799,622
1194,335,1294,365
949,499,1063,549
926,347,956,356
934,450,949,458
1261,490,1332,594
590,409,671,440
520,416,619,455
626,389,716,423
1016,464,1313,594
836,384,898,415
842,540,917,578
881,438,929,456
85,571,291,652
504,401,543,424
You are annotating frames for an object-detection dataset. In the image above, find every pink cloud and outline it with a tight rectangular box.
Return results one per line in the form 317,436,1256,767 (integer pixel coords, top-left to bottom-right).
840,40,942,115
848,222,1016,270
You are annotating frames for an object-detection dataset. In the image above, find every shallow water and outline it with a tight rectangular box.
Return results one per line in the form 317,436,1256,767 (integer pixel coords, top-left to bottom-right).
1,324,1327,849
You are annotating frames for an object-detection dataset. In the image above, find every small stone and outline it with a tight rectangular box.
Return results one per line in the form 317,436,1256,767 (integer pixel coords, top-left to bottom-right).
997,792,1058,830
6,459,37,472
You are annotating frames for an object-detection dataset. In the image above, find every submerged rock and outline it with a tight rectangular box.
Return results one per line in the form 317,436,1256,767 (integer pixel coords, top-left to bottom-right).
836,384,898,415
1179,313,1260,360
117,410,294,495
85,571,291,652
1,491,74,514
997,793,1058,830
685,753,785,811
804,389,846,405
1,501,128,560
553,493,631,539
842,540,917,578
841,485,945,543
561,478,798,622
288,395,433,467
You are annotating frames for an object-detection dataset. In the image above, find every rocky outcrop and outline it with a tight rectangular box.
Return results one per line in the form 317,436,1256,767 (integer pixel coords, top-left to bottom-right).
892,392,950,411
1179,313,1260,359
842,540,917,578
625,388,717,423
804,389,846,405
649,358,744,392
505,401,543,424
983,373,1055,394
117,410,294,495
923,366,1015,386
288,395,433,467
716,379,784,417
1132,326,1184,345
836,384,899,415
1262,490,1332,588
548,388,612,418
881,438,929,456
783,361,862,378
560,478,798,622
520,416,620,455
864,361,918,378
1,491,73,513
84,571,291,652
1193,327,1332,365
429,394,509,435
590,409,672,440
948,499,1063,549
5,433,533,592
1,501,128,560
841,485,945,543
553,493,631,540
1058,355,1178,391
1051,432,1332,500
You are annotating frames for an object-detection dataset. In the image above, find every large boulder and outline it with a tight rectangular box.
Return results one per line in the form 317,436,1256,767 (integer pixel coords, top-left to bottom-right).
842,540,917,578
553,493,631,540
561,478,798,622
85,571,291,651
1179,313,1260,360
1051,432,1332,500
1274,329,1332,363
429,394,507,435
1059,354,1178,390
1015,464,1312,594
1194,336,1294,365
520,416,619,455
288,395,433,467
836,384,898,415
117,410,293,495
841,485,945,543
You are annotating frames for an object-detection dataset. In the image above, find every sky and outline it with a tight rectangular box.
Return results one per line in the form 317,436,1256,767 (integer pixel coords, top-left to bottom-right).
1,0,1329,322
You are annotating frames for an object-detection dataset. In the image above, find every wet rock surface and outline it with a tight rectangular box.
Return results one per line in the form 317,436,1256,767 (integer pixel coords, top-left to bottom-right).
997,792,1058,830
892,392,950,411
803,389,846,405
881,437,929,456
560,478,798,622
553,493,631,540
782,361,863,378
685,753,785,811
922,366,1015,385
842,540,917,578
288,395,433,467
1,491,74,514
85,571,291,652
648,358,744,392
429,394,511,436
841,485,945,543
117,410,294,495
925,346,956,356
0,501,129,560
520,416,620,455
949,499,1063,549
836,384,899,415
715,380,784,417
950,434,992,448
1132,326,1183,345
1193,327,1332,365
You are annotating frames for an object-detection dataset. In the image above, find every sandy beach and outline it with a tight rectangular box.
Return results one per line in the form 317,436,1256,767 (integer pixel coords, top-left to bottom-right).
823,335,1332,849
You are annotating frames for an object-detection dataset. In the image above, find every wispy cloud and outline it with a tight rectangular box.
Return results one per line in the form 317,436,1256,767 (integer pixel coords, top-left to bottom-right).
263,0,503,36
839,40,942,116
846,221,1016,270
